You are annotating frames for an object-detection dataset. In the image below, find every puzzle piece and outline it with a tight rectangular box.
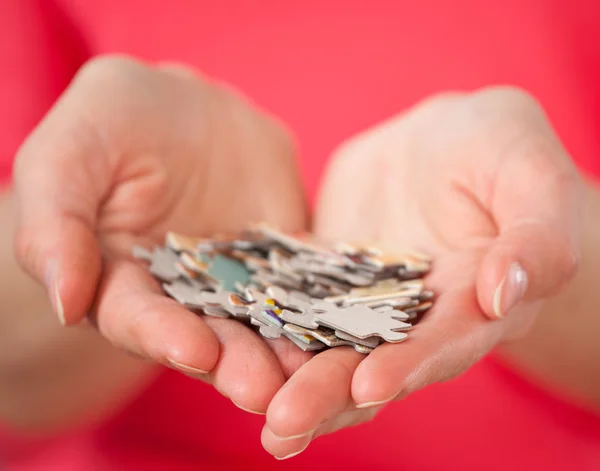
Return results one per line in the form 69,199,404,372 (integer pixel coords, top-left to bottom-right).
262,309,285,327
364,297,415,313
195,290,251,318
226,293,253,319
133,245,180,282
197,254,251,291
202,306,230,318
173,261,217,290
255,223,331,256
132,245,153,262
352,343,374,354
282,324,318,344
250,317,284,339
286,324,350,348
243,288,281,325
405,301,433,313
165,232,201,253
162,280,205,309
282,332,326,352
334,330,380,348
162,282,235,318
180,252,209,273
283,324,374,354
268,248,304,283
279,300,321,329
137,224,435,354
313,302,411,343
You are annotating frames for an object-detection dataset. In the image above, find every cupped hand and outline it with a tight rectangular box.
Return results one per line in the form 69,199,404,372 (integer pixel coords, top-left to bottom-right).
262,87,583,458
12,55,311,413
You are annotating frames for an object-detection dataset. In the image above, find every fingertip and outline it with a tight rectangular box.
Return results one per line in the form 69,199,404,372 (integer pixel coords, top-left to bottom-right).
94,260,221,375
167,358,209,376
146,306,221,376
266,394,302,436
479,216,582,320
15,217,102,326
261,424,312,460
202,317,285,414
164,327,221,376
231,399,266,415
52,279,66,326
54,257,102,326
267,348,362,439
476,248,518,320
351,346,403,406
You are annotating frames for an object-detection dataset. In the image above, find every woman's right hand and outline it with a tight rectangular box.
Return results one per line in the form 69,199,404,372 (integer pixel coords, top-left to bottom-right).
12,55,310,414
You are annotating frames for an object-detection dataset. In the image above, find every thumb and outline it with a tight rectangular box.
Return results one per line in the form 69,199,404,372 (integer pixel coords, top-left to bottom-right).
13,82,109,326
476,147,583,320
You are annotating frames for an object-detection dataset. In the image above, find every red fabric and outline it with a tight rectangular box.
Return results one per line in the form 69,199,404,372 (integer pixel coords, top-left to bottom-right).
1,0,599,469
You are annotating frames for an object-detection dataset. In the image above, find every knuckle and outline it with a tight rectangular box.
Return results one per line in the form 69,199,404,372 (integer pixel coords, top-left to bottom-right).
329,130,377,170
413,90,466,115
507,132,556,166
157,61,205,81
75,54,146,83
499,123,578,185
467,86,550,142
473,85,542,112
261,114,297,162
72,55,153,105
328,91,467,169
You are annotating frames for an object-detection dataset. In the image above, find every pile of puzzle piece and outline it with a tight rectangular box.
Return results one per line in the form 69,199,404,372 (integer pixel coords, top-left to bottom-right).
133,223,433,354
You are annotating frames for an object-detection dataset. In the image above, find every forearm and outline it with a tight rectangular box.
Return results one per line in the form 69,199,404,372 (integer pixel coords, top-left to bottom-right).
499,175,600,411
0,188,158,436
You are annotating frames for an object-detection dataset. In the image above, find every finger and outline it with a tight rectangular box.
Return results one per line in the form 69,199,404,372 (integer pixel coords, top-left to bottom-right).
264,337,315,379
261,424,312,460
351,281,509,407
312,406,381,438
96,259,286,413
265,347,364,441
460,89,583,319
11,57,144,325
94,259,220,373
204,317,286,414
477,155,582,318
12,117,106,326
12,56,196,325
262,400,381,459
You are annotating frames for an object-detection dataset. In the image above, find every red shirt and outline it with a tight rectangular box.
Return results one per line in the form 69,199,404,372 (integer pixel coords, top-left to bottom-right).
1,1,599,469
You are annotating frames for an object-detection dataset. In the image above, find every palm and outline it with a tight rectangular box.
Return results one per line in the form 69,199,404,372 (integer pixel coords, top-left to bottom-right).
260,91,574,458
13,57,311,414
100,91,313,412
311,141,510,396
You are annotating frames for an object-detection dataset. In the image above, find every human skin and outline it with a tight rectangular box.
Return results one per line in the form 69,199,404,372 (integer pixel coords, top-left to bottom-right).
261,89,600,459
2,59,598,460
2,55,310,433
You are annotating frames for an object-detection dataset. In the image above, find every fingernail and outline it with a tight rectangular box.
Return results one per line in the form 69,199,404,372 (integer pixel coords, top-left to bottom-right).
53,281,66,326
275,440,311,460
231,400,266,415
167,358,209,376
493,262,528,318
272,427,317,441
45,261,65,325
355,391,400,409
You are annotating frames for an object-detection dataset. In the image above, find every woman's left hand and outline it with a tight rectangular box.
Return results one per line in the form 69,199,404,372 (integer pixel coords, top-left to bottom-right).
260,87,584,459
